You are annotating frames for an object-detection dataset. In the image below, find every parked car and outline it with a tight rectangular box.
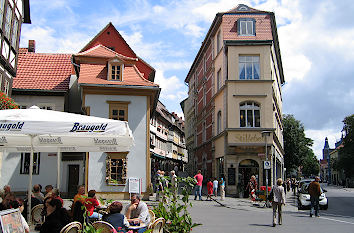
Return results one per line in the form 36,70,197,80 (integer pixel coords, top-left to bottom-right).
297,179,314,196
298,183,328,210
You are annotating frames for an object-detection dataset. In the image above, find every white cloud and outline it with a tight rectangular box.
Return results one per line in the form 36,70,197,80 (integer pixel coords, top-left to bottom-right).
154,69,187,102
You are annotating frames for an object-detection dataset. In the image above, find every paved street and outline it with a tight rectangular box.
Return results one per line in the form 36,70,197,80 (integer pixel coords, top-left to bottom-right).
188,185,354,233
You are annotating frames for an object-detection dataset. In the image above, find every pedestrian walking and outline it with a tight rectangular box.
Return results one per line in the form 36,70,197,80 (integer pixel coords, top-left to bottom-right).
246,175,258,198
170,170,177,197
155,170,163,202
194,170,203,201
220,177,225,201
206,179,213,201
308,176,321,217
213,178,219,197
272,178,286,227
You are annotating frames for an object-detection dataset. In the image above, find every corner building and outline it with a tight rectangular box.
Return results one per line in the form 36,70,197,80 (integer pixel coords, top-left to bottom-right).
184,4,285,197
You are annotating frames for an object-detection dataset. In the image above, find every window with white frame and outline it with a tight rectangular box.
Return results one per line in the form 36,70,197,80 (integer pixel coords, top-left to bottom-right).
240,102,260,128
20,153,40,175
4,3,12,39
238,18,256,36
0,0,5,28
217,111,222,134
239,55,260,80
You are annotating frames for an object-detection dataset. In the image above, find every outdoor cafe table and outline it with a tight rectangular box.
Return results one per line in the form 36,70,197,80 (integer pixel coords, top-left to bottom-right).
128,223,147,232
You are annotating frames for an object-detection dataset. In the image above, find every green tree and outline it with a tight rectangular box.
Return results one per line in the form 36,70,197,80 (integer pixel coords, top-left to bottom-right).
283,114,314,175
338,114,354,178
301,150,320,177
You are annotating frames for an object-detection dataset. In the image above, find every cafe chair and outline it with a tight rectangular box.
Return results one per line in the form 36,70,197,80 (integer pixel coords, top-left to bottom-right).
31,204,44,225
148,209,156,223
92,221,116,233
60,221,82,233
148,217,165,233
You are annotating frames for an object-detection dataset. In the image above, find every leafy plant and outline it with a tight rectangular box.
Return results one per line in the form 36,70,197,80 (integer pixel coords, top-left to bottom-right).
0,91,18,110
153,176,201,233
81,204,103,233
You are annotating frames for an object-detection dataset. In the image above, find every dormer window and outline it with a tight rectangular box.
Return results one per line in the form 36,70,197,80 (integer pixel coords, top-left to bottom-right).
108,60,123,81
237,18,256,36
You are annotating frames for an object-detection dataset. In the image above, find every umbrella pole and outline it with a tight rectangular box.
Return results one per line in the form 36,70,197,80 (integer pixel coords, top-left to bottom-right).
27,135,34,223
57,148,61,191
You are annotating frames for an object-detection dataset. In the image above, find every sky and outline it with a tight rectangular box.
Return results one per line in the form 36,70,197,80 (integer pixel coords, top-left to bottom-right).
20,0,354,159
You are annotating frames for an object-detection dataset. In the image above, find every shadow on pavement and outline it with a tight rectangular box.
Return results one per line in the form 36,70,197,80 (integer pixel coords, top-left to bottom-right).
249,223,274,227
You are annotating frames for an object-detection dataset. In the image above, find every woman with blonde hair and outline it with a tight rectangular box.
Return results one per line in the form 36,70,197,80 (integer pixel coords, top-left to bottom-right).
272,178,286,227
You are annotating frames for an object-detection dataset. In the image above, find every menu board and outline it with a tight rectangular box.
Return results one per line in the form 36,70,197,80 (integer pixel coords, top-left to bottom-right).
0,209,25,233
129,177,141,194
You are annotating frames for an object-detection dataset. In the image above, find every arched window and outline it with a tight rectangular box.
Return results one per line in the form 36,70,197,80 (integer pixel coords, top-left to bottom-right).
217,111,222,134
240,102,260,127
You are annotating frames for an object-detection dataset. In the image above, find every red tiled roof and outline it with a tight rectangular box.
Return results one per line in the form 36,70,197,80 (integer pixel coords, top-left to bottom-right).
78,63,158,87
13,50,72,91
75,44,137,61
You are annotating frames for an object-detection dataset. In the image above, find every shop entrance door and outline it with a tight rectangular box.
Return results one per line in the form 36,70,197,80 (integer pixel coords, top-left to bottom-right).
238,159,259,198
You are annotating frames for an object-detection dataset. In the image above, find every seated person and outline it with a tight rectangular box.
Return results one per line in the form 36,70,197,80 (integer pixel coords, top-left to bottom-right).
0,192,16,210
102,201,130,232
44,185,53,199
51,188,63,205
84,190,102,219
0,185,11,199
74,185,87,204
125,194,150,232
40,198,70,233
33,184,45,202
10,200,30,233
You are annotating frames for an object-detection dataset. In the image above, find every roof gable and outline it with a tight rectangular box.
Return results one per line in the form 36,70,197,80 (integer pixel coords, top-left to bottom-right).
79,23,155,81
76,44,137,62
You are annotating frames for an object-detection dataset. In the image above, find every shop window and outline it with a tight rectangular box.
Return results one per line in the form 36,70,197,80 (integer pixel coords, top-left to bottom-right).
106,153,127,185
20,153,40,175
240,102,260,127
107,101,130,121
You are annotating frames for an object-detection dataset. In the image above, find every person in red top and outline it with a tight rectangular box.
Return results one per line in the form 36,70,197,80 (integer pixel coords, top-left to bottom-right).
206,179,213,201
84,190,102,219
194,170,203,201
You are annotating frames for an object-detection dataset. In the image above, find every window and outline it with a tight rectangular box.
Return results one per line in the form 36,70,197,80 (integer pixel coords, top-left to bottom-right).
39,106,53,110
203,86,206,106
106,153,127,185
239,56,260,80
4,3,12,39
217,111,222,134
0,0,5,28
3,78,9,95
108,63,123,81
107,101,129,121
2,40,9,59
11,16,18,48
238,18,256,36
216,69,221,90
240,102,260,127
9,50,15,67
20,153,40,175
216,30,222,53
202,121,206,142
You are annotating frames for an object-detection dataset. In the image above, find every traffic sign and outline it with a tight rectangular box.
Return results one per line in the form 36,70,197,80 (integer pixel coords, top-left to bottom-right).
264,161,271,169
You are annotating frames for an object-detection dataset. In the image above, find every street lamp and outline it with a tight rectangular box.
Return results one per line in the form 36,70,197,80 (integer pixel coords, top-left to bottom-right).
262,131,272,206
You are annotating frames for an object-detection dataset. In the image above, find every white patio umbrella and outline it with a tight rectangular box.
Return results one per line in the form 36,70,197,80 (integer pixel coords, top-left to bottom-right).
0,106,134,222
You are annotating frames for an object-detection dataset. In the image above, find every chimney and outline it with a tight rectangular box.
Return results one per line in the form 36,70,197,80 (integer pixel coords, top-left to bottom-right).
28,40,35,52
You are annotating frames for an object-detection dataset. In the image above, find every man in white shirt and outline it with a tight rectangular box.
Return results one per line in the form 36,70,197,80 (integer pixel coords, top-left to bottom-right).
125,194,150,226
213,178,219,197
